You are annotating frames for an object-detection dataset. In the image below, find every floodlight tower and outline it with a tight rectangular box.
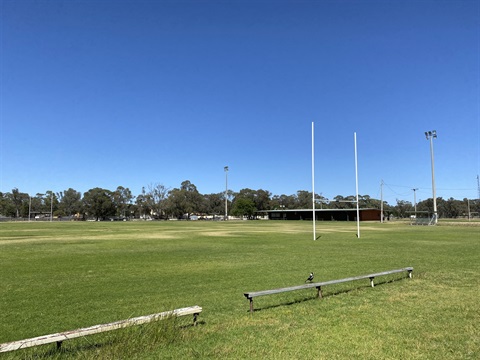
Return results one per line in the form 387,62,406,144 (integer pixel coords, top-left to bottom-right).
224,166,229,221
425,130,437,224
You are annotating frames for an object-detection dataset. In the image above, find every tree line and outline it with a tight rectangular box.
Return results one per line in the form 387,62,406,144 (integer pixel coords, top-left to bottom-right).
0,180,478,220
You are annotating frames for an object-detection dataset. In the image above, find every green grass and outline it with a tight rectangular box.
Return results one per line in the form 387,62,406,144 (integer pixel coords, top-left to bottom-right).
0,220,478,359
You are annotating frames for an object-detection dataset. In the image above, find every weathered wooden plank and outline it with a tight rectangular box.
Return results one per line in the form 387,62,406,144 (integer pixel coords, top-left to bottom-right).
0,305,202,353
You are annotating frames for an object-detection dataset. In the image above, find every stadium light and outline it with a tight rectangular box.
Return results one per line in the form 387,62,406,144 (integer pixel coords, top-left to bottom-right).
425,130,438,224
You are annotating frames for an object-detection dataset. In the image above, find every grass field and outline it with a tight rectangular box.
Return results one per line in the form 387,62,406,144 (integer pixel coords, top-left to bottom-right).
0,220,478,359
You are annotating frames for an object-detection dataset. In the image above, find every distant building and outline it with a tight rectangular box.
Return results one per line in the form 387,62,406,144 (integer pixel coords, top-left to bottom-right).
259,208,381,221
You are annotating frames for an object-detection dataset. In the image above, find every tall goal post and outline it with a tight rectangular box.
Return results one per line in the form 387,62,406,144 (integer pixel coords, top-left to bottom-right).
311,125,360,239
312,122,316,241
354,132,360,238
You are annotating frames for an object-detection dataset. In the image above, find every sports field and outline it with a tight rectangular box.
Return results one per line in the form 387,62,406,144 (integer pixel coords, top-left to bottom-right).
0,220,478,359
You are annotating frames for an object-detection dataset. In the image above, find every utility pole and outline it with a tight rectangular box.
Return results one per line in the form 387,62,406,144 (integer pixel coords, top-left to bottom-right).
477,175,480,200
467,198,471,221
50,192,53,222
412,188,418,217
224,166,228,221
380,180,384,223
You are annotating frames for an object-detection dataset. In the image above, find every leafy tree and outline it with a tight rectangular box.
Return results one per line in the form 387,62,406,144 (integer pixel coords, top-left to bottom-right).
44,191,59,218
82,188,116,221
203,193,225,217
57,188,82,217
31,193,46,216
254,189,272,211
0,192,15,217
165,180,203,219
180,180,203,218
113,186,133,218
270,194,296,210
11,188,28,218
230,197,256,219
295,190,312,208
394,199,413,218
164,188,185,219
135,187,152,219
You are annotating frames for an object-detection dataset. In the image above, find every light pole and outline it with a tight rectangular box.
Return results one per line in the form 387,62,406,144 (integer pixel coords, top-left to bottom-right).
224,166,228,221
412,188,418,217
380,180,384,223
425,130,438,224
50,192,53,222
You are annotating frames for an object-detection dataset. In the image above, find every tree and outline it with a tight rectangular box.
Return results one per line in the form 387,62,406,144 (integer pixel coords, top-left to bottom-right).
203,193,225,217
135,187,151,219
180,180,203,218
11,188,28,218
82,188,116,221
394,199,413,218
113,186,133,218
57,188,82,217
44,190,59,218
270,194,296,210
165,180,203,219
230,197,256,219
295,190,312,209
0,192,15,217
146,183,169,219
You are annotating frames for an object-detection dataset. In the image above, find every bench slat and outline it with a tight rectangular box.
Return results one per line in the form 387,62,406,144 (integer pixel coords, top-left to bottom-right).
0,306,202,353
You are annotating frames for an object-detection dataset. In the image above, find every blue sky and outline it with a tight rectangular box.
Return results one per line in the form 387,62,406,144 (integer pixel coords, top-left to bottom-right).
1,0,479,206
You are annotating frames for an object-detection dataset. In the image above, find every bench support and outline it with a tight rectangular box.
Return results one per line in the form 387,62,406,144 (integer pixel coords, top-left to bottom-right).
316,286,323,299
369,277,375,287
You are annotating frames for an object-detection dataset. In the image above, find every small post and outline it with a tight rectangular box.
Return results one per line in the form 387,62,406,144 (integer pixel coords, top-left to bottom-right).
408,269,413,279
249,298,254,313
56,341,62,350
316,286,323,299
193,313,198,326
369,277,375,287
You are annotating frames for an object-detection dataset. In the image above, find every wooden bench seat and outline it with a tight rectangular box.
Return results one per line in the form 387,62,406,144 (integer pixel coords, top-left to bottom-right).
0,305,202,353
244,267,413,312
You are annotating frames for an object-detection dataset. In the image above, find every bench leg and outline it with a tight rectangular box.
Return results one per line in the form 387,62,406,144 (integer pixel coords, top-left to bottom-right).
56,341,62,350
408,270,413,279
193,313,199,326
369,277,375,287
316,286,323,299
249,298,254,313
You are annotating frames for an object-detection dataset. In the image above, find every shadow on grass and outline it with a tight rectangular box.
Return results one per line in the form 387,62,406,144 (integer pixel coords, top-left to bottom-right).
248,276,410,313
12,319,204,359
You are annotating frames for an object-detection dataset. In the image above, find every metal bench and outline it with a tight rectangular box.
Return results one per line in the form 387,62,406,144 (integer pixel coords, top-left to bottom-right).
0,305,202,353
244,267,413,312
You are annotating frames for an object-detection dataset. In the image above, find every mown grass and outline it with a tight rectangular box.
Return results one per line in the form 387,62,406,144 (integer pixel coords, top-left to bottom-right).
0,220,478,359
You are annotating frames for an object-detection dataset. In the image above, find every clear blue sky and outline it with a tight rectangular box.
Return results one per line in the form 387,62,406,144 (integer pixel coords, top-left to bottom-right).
1,0,479,206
